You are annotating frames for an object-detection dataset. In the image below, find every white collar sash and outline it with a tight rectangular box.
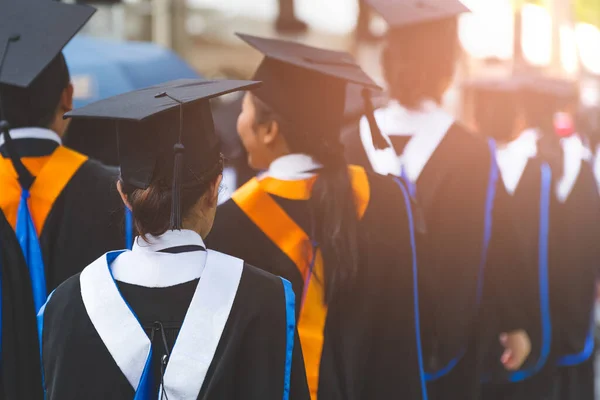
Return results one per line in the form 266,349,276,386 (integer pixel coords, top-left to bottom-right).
80,249,244,400
557,133,591,202
0,127,61,147
359,100,454,180
111,230,208,288
496,129,539,195
265,153,323,181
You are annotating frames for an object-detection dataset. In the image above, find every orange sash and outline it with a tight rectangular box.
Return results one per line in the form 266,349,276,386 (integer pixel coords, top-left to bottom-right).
232,165,370,400
0,146,88,234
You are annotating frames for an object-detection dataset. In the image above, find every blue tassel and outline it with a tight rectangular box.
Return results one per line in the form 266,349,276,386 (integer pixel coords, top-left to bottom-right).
15,189,47,313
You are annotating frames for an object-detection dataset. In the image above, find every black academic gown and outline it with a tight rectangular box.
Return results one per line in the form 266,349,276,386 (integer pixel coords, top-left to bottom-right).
207,170,425,400
0,137,127,289
383,124,531,400
0,210,43,400
481,157,558,400
41,248,309,400
551,160,600,400
0,137,126,400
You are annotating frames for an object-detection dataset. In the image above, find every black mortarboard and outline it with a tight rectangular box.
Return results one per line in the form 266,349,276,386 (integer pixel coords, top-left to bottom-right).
367,0,469,30
0,0,95,189
65,79,260,228
0,0,95,88
236,33,389,149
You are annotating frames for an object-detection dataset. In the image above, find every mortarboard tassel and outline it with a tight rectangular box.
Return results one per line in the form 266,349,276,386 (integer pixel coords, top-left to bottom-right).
0,34,35,190
171,142,184,230
155,91,186,230
362,88,389,150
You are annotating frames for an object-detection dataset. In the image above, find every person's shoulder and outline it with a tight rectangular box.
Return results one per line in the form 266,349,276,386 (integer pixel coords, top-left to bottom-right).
447,122,488,149
45,272,82,313
241,262,286,292
239,261,292,308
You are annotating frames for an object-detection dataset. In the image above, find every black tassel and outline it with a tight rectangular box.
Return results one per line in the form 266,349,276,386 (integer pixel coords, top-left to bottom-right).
0,34,34,189
170,143,185,230
0,122,35,189
362,88,389,150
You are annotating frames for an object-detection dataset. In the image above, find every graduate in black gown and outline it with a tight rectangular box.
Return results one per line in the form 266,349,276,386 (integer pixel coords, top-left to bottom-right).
349,2,534,399
207,34,426,400
40,79,309,400
473,76,599,400
552,130,599,400
467,79,559,399
0,209,43,400
0,2,127,398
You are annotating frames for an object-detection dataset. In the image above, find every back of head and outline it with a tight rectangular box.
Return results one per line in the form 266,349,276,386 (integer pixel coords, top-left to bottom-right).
250,93,359,303
473,88,520,143
522,89,564,175
0,53,70,129
383,17,459,109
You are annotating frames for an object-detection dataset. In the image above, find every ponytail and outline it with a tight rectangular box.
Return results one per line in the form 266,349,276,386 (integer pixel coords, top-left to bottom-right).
308,141,360,303
250,94,360,303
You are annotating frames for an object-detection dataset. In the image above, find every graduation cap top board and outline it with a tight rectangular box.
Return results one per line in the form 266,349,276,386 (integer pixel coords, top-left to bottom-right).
236,33,390,149
366,0,470,30
0,0,96,88
0,0,96,189
65,78,261,228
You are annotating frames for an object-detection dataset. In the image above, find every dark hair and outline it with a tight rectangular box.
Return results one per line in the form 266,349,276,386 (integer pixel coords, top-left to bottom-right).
522,90,564,177
382,18,459,109
472,88,520,143
251,94,359,303
0,53,70,129
120,155,224,239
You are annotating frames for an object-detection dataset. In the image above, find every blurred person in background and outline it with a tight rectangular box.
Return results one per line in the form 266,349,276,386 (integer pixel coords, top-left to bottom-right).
208,34,427,400
472,76,600,400
353,1,533,399
470,78,561,400
0,2,128,398
39,79,310,400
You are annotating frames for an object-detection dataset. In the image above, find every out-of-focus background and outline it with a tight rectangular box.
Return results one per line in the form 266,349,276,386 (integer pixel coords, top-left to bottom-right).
58,0,600,391
61,0,600,199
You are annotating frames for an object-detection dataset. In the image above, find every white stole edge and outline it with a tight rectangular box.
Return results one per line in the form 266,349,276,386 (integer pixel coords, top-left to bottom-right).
557,134,587,203
162,250,244,400
496,130,539,195
80,251,151,391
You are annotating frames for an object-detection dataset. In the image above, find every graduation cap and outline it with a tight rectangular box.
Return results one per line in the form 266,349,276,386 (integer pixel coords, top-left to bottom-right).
367,0,470,30
237,33,389,150
464,74,578,101
0,0,96,188
64,78,261,228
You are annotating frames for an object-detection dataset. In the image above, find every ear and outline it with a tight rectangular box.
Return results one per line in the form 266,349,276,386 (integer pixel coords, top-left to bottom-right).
116,180,133,211
60,83,74,113
262,119,280,146
209,174,223,206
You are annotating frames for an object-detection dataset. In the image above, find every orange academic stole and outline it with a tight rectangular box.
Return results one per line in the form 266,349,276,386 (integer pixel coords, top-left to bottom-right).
232,166,369,399
0,146,88,233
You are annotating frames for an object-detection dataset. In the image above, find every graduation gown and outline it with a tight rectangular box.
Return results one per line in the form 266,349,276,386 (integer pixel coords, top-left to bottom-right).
40,230,309,400
0,128,127,287
0,209,44,400
481,131,558,400
207,155,426,400
551,134,600,400
0,128,127,399
352,101,531,400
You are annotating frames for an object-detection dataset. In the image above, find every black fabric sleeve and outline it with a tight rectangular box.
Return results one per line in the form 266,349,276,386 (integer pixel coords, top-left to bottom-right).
361,176,425,399
482,180,536,337
233,271,309,400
